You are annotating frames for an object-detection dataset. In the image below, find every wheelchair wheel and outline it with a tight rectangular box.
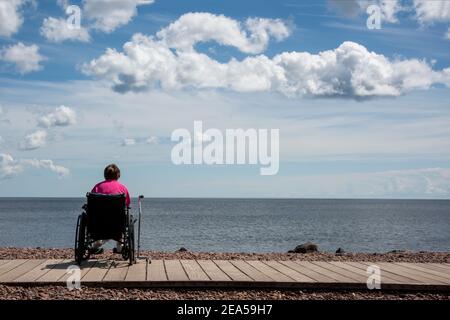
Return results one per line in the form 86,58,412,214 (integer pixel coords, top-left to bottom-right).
74,213,89,264
128,217,135,265
121,214,135,265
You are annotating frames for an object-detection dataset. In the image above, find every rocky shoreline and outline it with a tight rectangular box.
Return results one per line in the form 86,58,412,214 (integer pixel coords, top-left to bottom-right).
1,285,448,300
1,247,449,263
1,248,449,300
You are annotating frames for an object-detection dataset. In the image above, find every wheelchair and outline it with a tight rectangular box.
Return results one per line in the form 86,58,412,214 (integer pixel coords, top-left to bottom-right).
74,192,136,265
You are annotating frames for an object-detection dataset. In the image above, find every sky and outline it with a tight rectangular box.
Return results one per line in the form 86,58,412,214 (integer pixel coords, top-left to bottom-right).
1,0,450,198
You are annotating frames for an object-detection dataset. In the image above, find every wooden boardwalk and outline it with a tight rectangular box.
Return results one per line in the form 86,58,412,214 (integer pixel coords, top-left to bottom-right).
1,259,450,291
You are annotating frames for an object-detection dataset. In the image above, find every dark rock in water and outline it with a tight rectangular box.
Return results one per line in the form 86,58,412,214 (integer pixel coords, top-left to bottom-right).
177,247,188,252
335,247,345,255
287,250,295,253
387,250,406,254
294,242,318,253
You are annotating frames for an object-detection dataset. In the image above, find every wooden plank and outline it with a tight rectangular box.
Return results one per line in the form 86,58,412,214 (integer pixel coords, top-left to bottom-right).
404,263,450,278
103,261,130,282
13,259,62,283
0,260,11,267
246,260,294,282
180,260,210,281
36,260,75,283
214,260,253,282
197,260,231,281
309,261,367,282
294,261,358,283
329,261,407,284
428,263,450,273
394,263,450,282
147,260,167,281
58,260,97,283
376,262,448,285
164,260,189,281
3,259,450,290
0,260,45,282
0,260,28,277
354,261,425,284
229,260,273,282
279,261,337,283
81,260,112,282
264,261,315,282
125,260,147,282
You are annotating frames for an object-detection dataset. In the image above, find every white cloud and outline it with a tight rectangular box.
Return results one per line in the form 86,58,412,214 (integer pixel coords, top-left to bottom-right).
0,153,69,179
83,22,450,99
413,0,450,24
146,136,158,144
328,0,402,23
379,0,402,23
283,167,450,198
122,136,159,146
38,105,76,128
353,167,450,196
83,0,154,33
446,28,450,40
157,12,291,54
121,138,136,146
0,42,45,74
329,0,450,36
0,0,25,37
19,130,47,150
56,0,69,9
40,17,90,43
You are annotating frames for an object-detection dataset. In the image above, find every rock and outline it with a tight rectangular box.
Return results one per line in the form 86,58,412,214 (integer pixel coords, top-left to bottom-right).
177,247,188,252
287,250,295,253
293,242,318,253
387,250,406,254
335,247,345,255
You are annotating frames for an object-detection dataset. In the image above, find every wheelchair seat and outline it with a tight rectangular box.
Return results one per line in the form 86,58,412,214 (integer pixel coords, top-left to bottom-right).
86,193,127,241
74,192,136,265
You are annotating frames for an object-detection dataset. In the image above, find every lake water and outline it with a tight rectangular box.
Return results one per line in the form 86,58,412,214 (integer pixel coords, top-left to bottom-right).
0,198,449,253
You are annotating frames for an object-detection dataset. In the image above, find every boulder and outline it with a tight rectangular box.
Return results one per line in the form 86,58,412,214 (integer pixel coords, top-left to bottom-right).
293,242,318,253
177,247,188,252
335,247,345,255
387,250,406,254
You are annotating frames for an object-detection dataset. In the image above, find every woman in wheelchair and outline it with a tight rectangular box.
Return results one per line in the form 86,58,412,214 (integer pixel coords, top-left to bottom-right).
90,164,131,254
74,164,136,265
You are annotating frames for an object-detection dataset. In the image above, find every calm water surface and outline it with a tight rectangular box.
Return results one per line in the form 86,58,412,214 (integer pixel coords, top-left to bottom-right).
0,198,449,253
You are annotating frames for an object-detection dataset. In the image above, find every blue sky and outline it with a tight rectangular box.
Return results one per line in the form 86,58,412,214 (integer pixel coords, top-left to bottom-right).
1,0,450,198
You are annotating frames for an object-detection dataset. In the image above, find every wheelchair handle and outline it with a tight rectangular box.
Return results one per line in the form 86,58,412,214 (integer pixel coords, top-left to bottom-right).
137,195,144,258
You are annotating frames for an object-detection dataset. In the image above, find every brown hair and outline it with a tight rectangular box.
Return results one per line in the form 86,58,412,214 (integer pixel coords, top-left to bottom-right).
104,164,121,180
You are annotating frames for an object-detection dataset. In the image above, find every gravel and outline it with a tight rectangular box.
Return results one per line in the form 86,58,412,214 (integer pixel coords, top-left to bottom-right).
1,247,449,263
0,285,448,300
1,248,449,300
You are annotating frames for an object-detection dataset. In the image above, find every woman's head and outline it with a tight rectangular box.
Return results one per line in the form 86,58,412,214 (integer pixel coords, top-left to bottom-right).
104,164,121,180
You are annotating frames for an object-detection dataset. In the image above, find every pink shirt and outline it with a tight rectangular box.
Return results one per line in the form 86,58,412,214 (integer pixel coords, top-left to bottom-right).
91,180,131,206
